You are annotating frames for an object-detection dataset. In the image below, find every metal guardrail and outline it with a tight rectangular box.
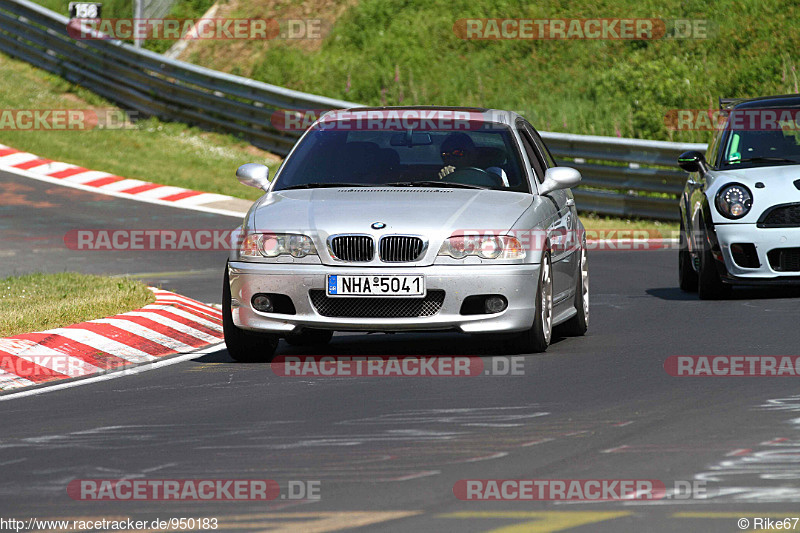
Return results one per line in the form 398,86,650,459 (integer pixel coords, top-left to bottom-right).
0,0,707,220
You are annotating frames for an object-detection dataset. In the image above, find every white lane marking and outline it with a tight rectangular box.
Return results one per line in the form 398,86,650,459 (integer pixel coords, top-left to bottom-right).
376,471,441,482
1,164,247,218
460,451,508,463
0,343,226,401
91,318,196,352
145,305,223,330
0,369,36,389
124,311,220,343
0,152,42,166
43,328,156,363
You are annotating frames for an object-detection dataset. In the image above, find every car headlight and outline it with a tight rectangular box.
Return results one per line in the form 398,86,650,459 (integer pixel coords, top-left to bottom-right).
240,233,317,258
715,183,752,219
438,235,526,260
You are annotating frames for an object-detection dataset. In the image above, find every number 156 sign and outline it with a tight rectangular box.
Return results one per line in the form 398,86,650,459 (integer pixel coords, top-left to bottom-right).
69,2,102,19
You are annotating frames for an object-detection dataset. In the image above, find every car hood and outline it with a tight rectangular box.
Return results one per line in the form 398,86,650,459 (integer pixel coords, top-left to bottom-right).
707,165,800,224
251,188,533,265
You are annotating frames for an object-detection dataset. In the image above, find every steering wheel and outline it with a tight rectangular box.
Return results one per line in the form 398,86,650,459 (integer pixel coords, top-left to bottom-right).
446,167,503,188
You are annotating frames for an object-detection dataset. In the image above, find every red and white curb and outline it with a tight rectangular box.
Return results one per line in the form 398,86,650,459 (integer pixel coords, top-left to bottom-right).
0,143,249,218
0,288,223,392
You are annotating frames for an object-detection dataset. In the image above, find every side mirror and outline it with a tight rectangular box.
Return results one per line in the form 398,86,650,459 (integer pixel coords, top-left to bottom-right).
677,151,706,173
540,167,582,195
236,163,270,190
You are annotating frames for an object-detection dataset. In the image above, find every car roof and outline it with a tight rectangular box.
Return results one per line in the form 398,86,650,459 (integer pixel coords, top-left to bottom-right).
725,94,800,110
319,106,519,127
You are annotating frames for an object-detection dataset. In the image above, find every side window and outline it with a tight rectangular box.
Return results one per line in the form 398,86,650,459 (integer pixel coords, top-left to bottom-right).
525,123,557,168
516,123,546,183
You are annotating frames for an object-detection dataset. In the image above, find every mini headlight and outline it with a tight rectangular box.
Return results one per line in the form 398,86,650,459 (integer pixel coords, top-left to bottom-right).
438,235,526,260
715,184,752,219
240,233,317,258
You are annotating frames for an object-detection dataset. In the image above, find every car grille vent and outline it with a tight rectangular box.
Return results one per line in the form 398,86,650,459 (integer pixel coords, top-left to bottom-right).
758,203,800,227
380,236,425,262
329,235,374,262
767,248,800,272
309,290,445,318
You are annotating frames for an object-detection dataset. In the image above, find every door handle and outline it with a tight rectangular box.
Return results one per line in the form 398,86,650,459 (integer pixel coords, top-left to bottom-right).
565,198,575,207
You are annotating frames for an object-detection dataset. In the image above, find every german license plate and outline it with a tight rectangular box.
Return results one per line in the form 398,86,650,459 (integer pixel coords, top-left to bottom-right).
326,275,425,297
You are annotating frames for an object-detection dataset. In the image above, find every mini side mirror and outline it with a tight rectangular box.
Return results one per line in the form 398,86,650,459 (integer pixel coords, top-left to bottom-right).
236,163,270,190
678,151,706,173
540,167,582,195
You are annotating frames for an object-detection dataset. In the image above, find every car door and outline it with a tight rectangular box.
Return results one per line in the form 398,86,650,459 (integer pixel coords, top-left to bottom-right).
516,120,576,301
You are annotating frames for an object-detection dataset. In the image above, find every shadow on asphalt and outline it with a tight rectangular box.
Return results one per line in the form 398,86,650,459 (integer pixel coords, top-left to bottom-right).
191,331,570,365
647,285,800,301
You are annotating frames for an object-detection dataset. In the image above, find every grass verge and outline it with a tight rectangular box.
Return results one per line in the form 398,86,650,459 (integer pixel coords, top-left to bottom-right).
0,52,277,201
0,273,155,337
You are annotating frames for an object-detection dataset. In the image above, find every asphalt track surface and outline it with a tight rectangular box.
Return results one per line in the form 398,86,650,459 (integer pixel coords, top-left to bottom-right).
3,169,800,532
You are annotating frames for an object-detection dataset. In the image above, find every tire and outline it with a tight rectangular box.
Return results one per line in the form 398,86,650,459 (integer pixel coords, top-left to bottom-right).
558,244,588,337
697,233,731,300
285,329,334,346
507,252,553,354
222,266,278,362
678,218,698,292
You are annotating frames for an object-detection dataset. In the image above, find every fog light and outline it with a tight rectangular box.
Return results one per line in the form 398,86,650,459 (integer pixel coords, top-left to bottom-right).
252,294,274,313
484,296,507,314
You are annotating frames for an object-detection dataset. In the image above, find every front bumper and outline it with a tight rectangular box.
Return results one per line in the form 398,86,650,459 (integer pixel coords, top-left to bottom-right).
715,224,800,283
228,261,539,334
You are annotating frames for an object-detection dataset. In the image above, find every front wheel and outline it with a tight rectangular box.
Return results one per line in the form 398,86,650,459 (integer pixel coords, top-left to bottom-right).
697,234,731,300
507,252,553,354
678,217,698,292
558,244,588,336
222,266,278,362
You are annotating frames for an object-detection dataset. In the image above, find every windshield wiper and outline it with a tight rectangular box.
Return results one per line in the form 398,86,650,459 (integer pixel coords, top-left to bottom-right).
384,181,487,190
280,182,372,190
728,157,800,164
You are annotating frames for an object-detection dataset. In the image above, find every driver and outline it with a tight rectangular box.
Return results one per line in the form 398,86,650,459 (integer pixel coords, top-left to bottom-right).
438,132,508,185
438,132,479,180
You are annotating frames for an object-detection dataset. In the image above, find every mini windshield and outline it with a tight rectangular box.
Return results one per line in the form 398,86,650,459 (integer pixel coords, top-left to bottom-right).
721,112,800,168
272,125,527,192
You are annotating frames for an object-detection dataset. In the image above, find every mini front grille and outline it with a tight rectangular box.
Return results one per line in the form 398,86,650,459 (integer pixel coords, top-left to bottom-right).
329,235,374,262
759,203,800,227
309,290,445,318
768,248,800,272
379,236,425,262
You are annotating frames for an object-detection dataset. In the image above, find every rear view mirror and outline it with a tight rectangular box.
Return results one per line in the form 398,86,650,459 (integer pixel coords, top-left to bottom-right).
236,163,270,190
540,167,581,195
390,131,433,146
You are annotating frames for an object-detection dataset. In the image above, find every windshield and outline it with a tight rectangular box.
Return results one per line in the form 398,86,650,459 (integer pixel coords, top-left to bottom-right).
720,115,800,169
272,126,527,192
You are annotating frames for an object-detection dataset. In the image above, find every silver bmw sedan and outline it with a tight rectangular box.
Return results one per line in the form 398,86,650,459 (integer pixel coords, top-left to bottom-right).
223,107,588,361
